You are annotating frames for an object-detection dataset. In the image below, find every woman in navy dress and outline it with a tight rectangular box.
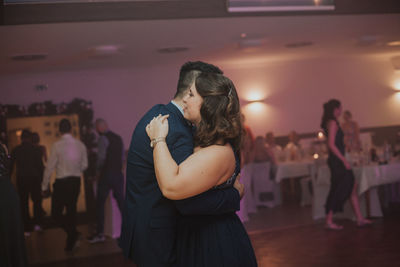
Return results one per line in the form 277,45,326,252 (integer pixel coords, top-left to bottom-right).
146,72,257,266
321,99,372,230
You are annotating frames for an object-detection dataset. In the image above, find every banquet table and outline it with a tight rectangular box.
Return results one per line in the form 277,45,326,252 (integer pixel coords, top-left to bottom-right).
358,162,400,194
312,161,400,220
275,160,315,183
274,160,316,206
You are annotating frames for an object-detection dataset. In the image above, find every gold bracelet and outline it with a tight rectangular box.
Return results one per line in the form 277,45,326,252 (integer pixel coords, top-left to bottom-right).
150,137,166,148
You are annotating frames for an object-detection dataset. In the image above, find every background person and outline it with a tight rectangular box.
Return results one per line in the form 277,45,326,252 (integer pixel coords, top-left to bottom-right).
341,110,362,152
0,141,28,267
87,118,125,243
10,130,44,235
42,119,88,251
321,99,371,230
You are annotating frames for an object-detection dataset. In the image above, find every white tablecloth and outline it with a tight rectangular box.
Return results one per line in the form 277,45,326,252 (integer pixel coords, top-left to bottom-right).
275,160,315,183
359,162,400,194
274,160,316,206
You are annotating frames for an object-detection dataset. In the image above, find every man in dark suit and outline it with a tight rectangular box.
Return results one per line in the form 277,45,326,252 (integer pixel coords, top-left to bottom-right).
10,129,44,235
120,61,243,267
88,118,125,243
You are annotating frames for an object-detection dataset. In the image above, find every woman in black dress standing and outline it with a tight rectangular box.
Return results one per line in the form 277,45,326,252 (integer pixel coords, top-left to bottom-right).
321,99,372,230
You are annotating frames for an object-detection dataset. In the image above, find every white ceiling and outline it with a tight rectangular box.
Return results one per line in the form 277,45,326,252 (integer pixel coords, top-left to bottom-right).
1,13,400,75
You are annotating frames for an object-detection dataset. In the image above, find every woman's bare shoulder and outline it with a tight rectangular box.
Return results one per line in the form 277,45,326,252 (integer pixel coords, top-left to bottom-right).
194,144,234,159
327,119,337,128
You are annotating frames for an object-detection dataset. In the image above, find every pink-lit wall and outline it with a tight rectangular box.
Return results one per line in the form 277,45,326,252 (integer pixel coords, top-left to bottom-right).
1,64,180,145
1,56,400,144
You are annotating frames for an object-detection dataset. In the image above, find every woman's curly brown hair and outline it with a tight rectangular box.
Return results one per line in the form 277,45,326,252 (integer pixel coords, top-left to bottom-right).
193,72,243,153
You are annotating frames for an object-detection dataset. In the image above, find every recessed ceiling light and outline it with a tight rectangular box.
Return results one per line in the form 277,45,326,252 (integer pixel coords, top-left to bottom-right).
387,41,400,47
88,45,121,57
92,45,120,53
157,47,189,54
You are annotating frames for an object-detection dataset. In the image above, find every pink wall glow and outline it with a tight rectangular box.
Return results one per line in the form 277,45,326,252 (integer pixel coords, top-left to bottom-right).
1,56,400,144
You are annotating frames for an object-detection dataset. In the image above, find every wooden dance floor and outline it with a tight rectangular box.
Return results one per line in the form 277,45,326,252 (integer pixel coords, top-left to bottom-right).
28,205,400,267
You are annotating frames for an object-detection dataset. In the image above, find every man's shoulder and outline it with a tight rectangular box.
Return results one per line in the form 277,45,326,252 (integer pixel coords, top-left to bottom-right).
51,139,63,151
11,144,22,153
109,130,123,141
145,103,174,117
59,135,84,147
130,104,167,141
74,138,86,148
32,144,43,154
136,103,182,127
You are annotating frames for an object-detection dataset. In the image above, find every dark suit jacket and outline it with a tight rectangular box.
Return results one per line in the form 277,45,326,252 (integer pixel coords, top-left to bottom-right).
120,102,240,267
10,141,44,183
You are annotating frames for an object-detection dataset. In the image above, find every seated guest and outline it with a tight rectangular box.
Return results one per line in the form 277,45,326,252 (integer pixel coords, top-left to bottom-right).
254,136,277,165
252,136,279,207
284,130,302,161
237,116,256,221
341,110,361,152
265,131,283,161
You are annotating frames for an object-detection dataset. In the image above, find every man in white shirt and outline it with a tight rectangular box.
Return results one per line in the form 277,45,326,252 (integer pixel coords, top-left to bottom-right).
42,119,88,252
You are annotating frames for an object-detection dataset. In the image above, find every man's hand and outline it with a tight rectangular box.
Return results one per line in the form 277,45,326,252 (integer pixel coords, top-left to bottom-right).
42,188,51,198
233,174,244,200
92,174,100,182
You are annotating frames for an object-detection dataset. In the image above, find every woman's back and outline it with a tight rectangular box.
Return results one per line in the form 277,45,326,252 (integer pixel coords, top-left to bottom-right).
326,120,345,159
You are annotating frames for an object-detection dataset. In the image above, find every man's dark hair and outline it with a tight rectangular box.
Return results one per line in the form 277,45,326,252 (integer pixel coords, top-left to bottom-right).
174,61,223,99
32,132,40,145
21,129,32,141
59,119,72,134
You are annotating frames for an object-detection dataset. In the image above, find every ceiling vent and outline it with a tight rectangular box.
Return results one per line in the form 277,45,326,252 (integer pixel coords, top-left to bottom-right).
227,0,335,13
11,54,47,61
285,41,313,48
356,35,381,47
238,37,267,49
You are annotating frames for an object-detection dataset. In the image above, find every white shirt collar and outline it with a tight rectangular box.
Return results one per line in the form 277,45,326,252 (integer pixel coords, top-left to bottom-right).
62,133,73,139
171,100,184,115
